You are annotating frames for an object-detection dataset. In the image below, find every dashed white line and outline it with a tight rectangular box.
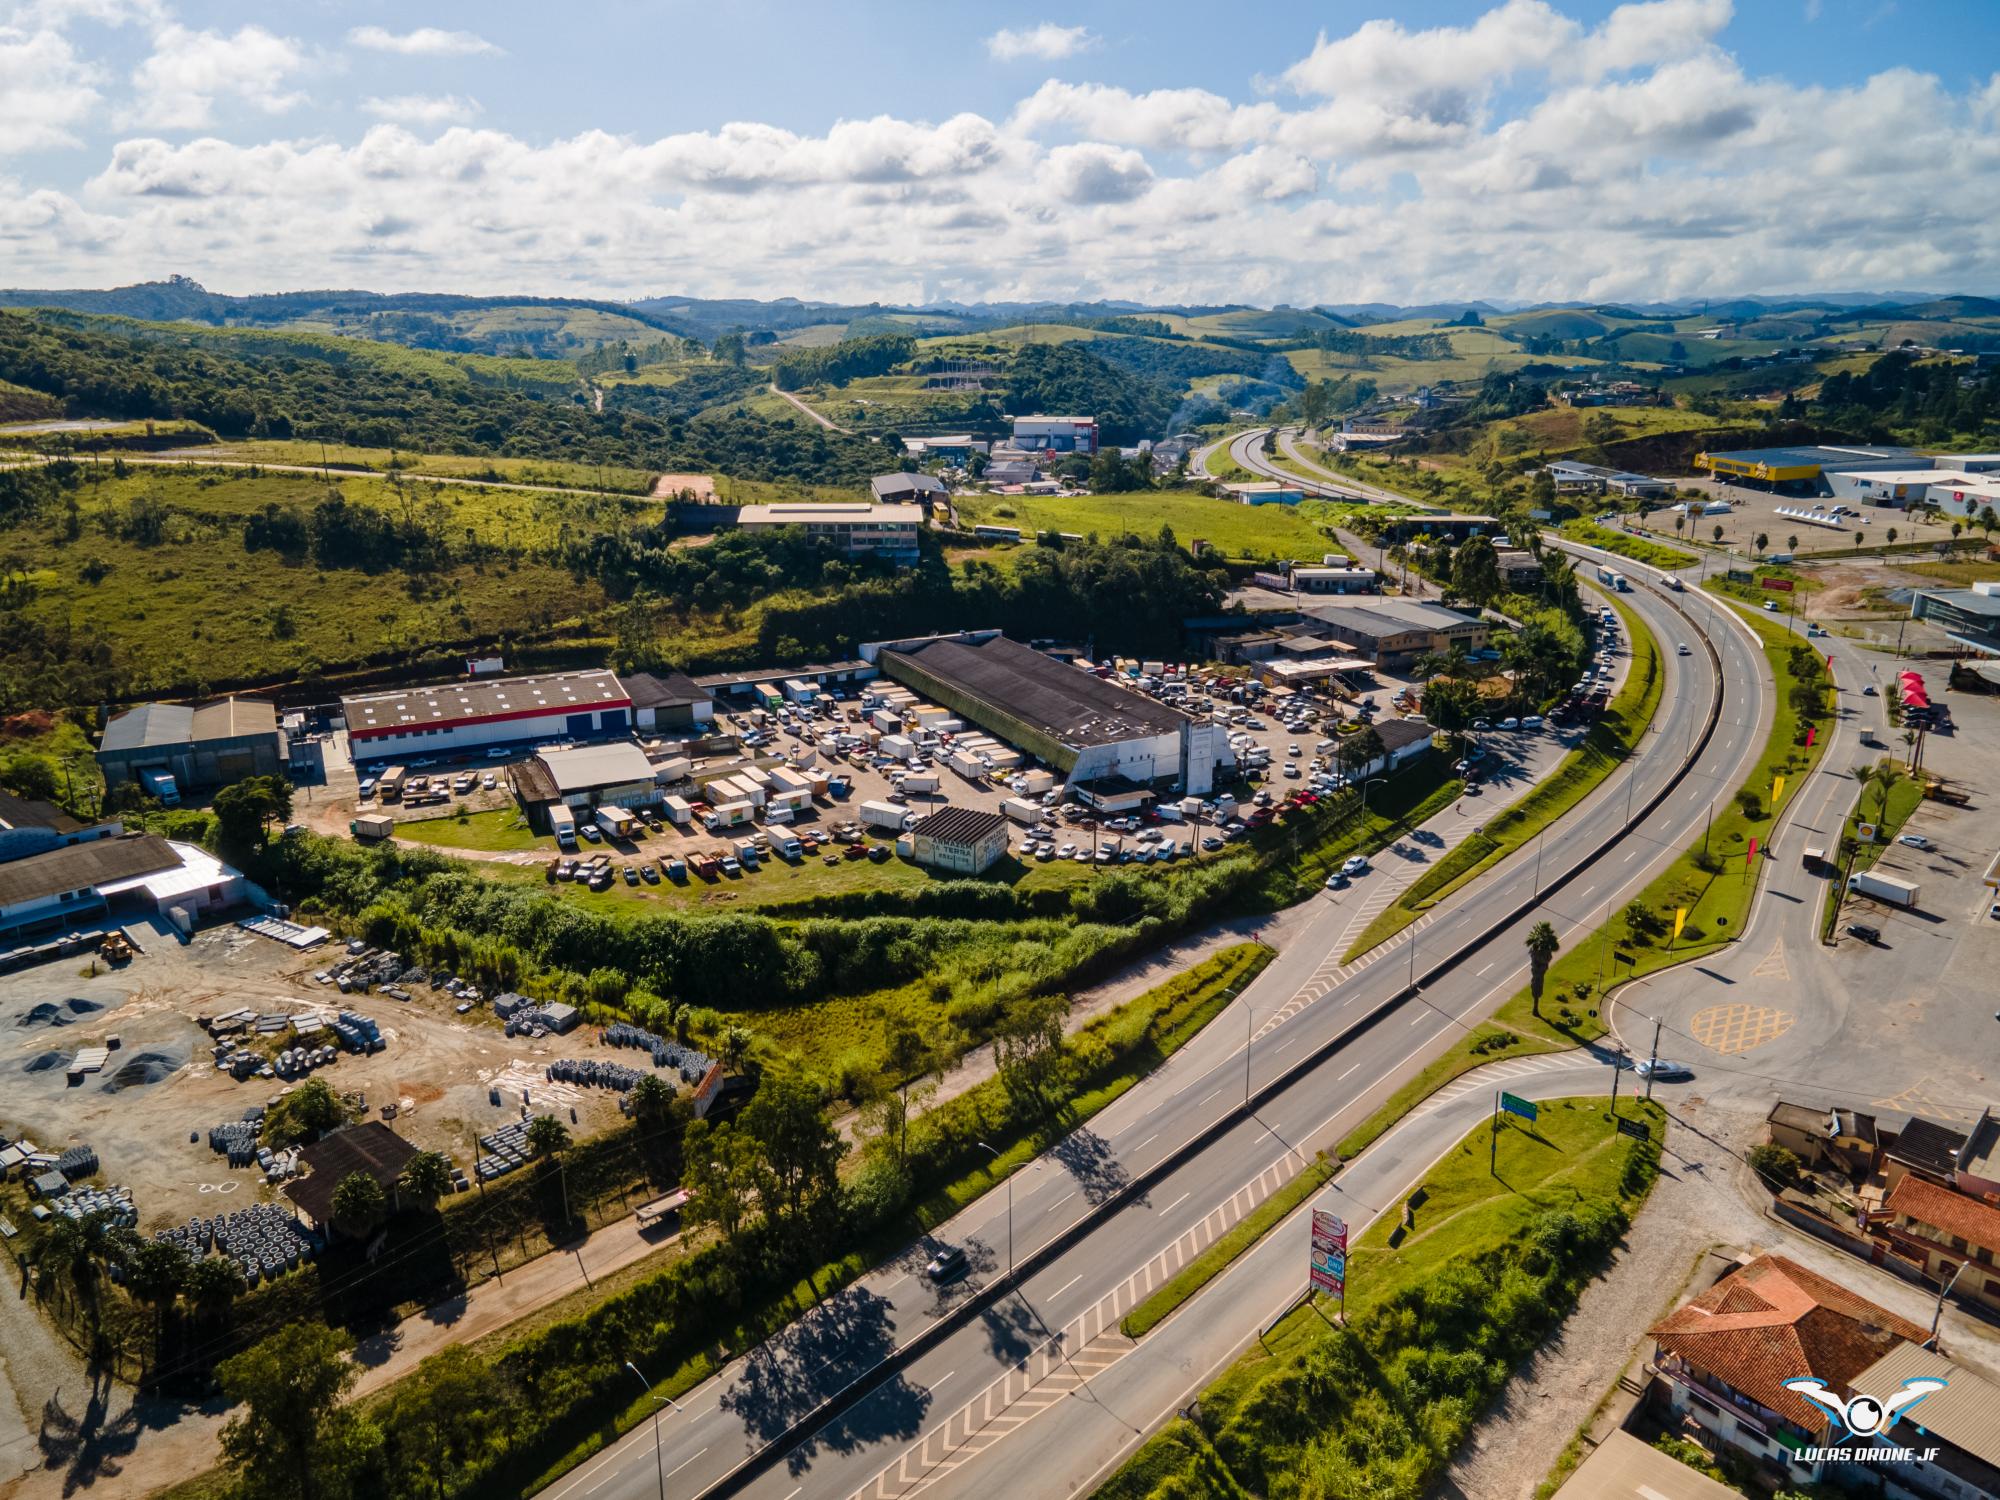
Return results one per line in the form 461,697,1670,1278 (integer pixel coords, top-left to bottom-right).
1049,1191,1074,1212
928,1371,956,1391
1409,1011,1428,1026
1160,1192,1190,1215
1047,1273,1083,1298
1136,1134,1159,1151
1339,1063,1360,1080
663,1448,707,1480
1195,1087,1223,1107
1476,961,1493,976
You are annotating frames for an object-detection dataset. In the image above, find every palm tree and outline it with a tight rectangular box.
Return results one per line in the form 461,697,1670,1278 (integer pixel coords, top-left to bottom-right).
628,1073,675,1122
1712,523,1725,546
527,1114,573,1222
1952,521,1965,552
330,1171,387,1237
397,1151,454,1213
1887,526,1899,548
182,1256,245,1324
32,1209,123,1338
1674,515,1686,537
122,1238,190,1367
1755,531,1769,556
1867,760,1902,825
1525,920,1561,1017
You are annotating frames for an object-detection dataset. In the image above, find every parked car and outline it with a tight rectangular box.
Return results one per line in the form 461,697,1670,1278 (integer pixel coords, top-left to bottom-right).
1845,921,1881,944
1522,715,1544,730
1499,717,1520,730
1897,833,1932,850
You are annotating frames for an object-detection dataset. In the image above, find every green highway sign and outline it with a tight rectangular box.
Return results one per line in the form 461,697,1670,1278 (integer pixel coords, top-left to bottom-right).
1499,1092,1538,1122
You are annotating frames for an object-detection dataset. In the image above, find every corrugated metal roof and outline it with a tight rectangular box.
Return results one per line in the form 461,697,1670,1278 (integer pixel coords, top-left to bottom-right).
0,835,181,910
341,671,628,735
883,635,1185,749
1550,1431,1738,1499
538,743,655,794
1859,1343,2000,1466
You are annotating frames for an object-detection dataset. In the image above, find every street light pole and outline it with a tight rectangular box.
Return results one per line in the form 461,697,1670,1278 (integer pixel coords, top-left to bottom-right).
977,1141,1012,1275
624,1361,680,1500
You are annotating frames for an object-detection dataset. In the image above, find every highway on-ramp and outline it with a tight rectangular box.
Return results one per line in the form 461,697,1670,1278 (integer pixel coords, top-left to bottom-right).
538,566,1770,1500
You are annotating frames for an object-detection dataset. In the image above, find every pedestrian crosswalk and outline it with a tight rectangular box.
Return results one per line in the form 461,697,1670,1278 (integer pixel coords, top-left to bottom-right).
847,1152,1315,1499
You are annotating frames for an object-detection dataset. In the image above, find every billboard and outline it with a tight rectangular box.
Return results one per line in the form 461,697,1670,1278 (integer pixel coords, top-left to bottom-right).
1309,1210,1347,1298
1762,577,1795,592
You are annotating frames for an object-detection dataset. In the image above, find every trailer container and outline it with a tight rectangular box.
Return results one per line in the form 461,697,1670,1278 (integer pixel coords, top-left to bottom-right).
1000,797,1043,826
350,815,395,841
859,799,915,833
662,795,694,826
947,750,987,782
899,772,941,795
1020,769,1056,796
1848,870,1919,908
141,769,182,807
880,734,916,761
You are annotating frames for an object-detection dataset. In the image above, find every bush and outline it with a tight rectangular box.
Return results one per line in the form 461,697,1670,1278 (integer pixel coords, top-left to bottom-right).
1748,1143,1802,1191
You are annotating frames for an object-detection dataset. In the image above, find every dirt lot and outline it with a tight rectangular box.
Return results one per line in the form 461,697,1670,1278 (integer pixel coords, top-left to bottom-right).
1,926,645,1238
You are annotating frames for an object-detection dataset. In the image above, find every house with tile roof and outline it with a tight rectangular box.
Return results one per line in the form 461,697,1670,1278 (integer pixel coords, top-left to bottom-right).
1647,1253,1927,1487
1880,1175,2000,1315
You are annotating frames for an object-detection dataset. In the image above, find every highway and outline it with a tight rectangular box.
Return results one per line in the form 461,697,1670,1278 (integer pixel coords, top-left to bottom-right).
536,547,1774,1500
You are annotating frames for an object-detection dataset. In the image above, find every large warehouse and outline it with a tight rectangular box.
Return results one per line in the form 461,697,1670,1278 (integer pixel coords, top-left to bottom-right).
97,697,285,793
1694,444,1917,489
342,671,632,763
871,631,1222,793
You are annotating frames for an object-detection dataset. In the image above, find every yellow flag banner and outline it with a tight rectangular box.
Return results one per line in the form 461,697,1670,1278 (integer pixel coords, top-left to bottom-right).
1771,774,1786,805
1673,907,1687,942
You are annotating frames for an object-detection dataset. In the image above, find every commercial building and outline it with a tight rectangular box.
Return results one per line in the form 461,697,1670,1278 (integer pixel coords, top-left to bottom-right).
1765,1101,1880,1176
342,671,632,763
0,792,120,865
872,631,1221,793
692,659,877,707
1647,1253,1927,1489
1926,475,2000,520
1545,460,1674,498
1938,454,2000,475
0,833,242,939
1296,598,1490,671
1010,415,1098,455
1495,547,1544,588
909,807,1010,875
1826,468,1977,508
1218,480,1303,506
510,743,660,832
1383,513,1500,542
735,502,922,564
1694,444,1918,489
619,671,715,732
1287,566,1379,595
869,472,950,505
1912,582,2000,657
97,697,284,793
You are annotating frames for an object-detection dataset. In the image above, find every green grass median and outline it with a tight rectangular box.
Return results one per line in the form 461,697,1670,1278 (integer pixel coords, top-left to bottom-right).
1558,519,1697,569
1342,586,1664,960
1095,1097,1665,1500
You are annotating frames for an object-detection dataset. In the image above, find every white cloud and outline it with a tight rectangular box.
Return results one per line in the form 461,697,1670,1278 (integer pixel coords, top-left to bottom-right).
0,25,101,154
6,0,1997,307
984,22,1092,62
348,26,500,57
124,23,307,130
361,94,483,126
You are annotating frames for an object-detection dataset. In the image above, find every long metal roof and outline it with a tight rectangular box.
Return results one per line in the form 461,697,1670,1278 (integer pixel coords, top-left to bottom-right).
883,635,1185,749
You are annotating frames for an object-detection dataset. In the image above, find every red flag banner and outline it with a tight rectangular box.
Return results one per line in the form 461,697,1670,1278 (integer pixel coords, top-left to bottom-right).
1806,725,1816,748
1748,837,1760,866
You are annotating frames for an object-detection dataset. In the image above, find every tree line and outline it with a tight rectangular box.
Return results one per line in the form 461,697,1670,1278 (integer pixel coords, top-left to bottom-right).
770,334,916,390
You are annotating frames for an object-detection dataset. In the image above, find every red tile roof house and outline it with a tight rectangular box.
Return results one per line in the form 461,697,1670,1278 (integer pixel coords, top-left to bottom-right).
1647,1254,1928,1489
1880,1175,2000,1315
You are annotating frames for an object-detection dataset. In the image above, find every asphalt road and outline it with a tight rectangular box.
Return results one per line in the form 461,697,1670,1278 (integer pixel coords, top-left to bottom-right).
536,555,1772,1500
1225,425,1412,506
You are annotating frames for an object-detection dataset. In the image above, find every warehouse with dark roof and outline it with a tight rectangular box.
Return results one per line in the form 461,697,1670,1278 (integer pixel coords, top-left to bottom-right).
96,697,284,792
341,670,631,762
870,631,1223,792
910,807,1010,875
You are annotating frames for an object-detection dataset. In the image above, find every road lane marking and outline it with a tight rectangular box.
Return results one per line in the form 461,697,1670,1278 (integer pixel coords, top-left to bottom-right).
1048,1274,1082,1298
1160,1192,1190,1215
1136,1134,1158,1150
663,1448,707,1480
1339,1063,1360,1079
1476,961,1493,975
927,1371,955,1391
1195,1087,1222,1106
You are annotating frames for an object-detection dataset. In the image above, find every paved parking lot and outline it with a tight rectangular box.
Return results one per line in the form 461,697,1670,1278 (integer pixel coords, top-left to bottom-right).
1625,475,1968,557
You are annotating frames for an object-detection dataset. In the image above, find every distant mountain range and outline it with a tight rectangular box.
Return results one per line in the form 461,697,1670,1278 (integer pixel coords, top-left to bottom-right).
1,278,1994,352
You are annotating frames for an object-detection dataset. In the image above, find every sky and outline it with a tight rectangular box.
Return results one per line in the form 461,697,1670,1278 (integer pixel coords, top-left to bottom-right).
1,0,1998,307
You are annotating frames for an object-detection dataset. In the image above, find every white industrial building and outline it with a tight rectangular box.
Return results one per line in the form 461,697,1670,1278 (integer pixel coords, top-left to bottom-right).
0,832,244,941
509,743,661,833
342,671,633,763
868,630,1223,795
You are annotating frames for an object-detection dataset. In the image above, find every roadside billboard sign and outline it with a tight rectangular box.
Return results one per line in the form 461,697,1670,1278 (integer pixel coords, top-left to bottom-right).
1499,1092,1539,1122
1309,1209,1347,1299
1762,577,1795,592
1617,1116,1650,1141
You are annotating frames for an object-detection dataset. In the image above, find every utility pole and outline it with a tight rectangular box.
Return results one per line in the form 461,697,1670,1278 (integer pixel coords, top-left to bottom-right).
1609,1047,1621,1121
1930,1262,1966,1348
1644,1016,1663,1100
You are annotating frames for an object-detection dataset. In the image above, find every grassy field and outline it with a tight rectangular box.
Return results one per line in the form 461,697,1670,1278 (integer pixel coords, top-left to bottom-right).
393,808,547,853
1343,587,1665,958
1099,1095,1664,1500
955,488,1364,560
1558,520,1697,570
1285,328,1607,391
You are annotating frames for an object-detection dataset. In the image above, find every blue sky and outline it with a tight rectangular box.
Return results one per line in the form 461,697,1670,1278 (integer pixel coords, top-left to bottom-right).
2,0,1997,303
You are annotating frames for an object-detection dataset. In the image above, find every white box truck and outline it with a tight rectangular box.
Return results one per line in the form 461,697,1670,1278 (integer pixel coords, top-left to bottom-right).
769,767,812,796
663,795,694,826
1000,797,1042,826
900,772,941,795
141,769,182,807
350,814,395,841
703,779,739,807
596,806,637,841
859,799,914,833
880,734,916,761
1848,870,1919,908
1020,769,1056,797
704,800,754,831
739,765,773,790
549,804,578,848
947,750,987,782
773,832,804,860
871,709,901,733
654,755,691,784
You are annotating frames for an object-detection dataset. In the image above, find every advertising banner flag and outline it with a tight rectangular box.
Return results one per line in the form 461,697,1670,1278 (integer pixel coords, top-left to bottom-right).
1748,837,1760,867
1771,774,1785,804
1672,907,1687,941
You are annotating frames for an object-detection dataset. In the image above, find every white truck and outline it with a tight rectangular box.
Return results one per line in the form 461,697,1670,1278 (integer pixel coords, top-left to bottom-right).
1848,870,1919,908
880,734,916,761
1595,565,1632,592
772,832,804,861
947,750,987,782
1000,797,1043,826
141,769,181,807
549,804,578,849
350,814,394,841
596,806,637,841
662,795,694,826
899,772,941,796
1019,769,1056,797
704,800,754,831
859,799,915,833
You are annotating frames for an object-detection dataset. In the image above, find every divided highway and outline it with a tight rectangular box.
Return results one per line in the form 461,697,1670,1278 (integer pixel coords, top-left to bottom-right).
539,562,1772,1500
